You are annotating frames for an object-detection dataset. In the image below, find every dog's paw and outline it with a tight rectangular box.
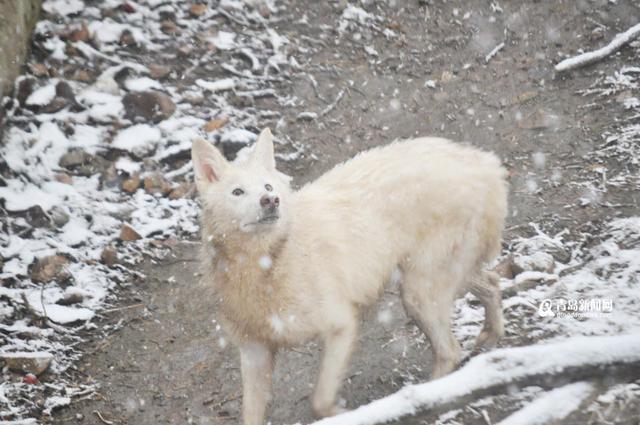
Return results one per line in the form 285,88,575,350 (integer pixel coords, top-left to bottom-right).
474,330,501,352
313,404,348,418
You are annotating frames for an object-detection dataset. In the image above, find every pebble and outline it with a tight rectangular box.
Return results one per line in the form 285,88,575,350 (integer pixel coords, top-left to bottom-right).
120,224,142,241
0,351,53,375
30,255,69,283
122,91,176,123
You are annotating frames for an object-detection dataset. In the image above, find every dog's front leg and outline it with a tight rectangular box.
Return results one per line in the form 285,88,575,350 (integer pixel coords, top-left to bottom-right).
312,321,357,418
240,342,274,425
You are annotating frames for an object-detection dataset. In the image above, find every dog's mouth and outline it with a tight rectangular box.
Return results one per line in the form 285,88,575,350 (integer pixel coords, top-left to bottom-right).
244,214,280,228
257,214,279,224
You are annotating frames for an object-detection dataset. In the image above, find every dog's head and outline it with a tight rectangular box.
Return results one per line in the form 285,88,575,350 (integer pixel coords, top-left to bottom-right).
192,128,291,238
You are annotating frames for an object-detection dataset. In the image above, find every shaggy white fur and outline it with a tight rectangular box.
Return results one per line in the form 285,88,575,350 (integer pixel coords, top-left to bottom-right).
192,129,508,425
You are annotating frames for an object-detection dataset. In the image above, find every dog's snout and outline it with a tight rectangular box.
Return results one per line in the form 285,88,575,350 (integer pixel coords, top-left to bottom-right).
260,195,280,209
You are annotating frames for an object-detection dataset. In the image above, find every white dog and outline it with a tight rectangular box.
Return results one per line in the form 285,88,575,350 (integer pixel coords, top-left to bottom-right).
192,129,508,425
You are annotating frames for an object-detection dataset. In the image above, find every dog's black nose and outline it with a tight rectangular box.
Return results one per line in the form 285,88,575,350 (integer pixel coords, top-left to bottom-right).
260,195,280,209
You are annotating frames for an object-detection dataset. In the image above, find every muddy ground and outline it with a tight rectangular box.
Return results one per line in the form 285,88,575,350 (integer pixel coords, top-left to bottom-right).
50,1,640,424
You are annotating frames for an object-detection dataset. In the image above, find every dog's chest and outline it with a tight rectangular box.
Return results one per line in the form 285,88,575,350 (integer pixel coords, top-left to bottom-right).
215,258,300,343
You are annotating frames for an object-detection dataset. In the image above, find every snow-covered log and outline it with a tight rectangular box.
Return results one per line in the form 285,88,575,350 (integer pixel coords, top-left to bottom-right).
310,333,640,425
496,382,594,425
555,23,640,72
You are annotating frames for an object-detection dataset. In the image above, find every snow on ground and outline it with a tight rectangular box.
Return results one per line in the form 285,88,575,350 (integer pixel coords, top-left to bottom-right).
1,0,639,423
0,0,304,421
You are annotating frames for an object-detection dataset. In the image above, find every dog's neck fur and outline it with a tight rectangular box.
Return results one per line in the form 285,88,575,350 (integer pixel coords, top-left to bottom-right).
200,212,294,345
200,212,290,283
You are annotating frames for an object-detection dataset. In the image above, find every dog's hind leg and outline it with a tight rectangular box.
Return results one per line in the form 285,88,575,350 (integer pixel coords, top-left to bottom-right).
312,318,357,418
400,270,462,380
470,270,504,352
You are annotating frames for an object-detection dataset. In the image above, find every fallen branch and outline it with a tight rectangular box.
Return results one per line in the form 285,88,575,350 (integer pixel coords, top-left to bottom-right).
93,410,115,425
555,22,640,72
311,333,640,425
485,42,505,63
497,382,594,425
320,88,346,118
101,303,145,314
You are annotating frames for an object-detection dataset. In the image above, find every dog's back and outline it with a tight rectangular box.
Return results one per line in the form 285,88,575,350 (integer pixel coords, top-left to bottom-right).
291,137,508,308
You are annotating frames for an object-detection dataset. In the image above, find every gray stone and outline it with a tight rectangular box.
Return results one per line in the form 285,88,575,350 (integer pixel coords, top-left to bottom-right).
59,149,92,169
1,352,53,375
123,90,176,123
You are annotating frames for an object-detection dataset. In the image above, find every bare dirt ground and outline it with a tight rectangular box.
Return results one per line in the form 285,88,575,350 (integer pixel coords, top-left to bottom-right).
45,1,640,424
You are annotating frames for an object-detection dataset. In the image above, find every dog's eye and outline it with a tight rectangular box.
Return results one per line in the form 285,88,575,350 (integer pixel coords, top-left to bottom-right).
232,188,244,196
265,184,273,192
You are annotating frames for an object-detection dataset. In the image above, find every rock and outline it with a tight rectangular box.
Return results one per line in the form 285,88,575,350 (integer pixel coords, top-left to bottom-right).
29,63,49,77
189,3,208,17
55,172,72,184
161,20,180,35
56,292,84,306
120,224,142,241
177,44,193,58
119,30,137,47
55,81,76,102
59,149,92,169
144,172,172,196
183,92,204,105
24,205,52,228
68,25,90,42
203,116,229,132
49,206,70,228
120,2,136,13
31,255,69,283
169,182,193,199
149,64,171,79
101,164,120,189
16,77,36,107
38,96,69,114
113,66,137,88
122,91,176,123
512,252,555,276
101,246,119,267
258,5,271,18
121,172,141,193
228,95,252,108
69,69,92,83
1,352,53,375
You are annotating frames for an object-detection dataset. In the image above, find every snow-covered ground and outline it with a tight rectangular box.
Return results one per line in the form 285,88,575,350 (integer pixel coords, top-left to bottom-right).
0,0,639,423
0,0,305,421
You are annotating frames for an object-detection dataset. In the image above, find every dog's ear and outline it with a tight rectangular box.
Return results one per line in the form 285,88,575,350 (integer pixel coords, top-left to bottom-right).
250,128,275,170
192,139,228,189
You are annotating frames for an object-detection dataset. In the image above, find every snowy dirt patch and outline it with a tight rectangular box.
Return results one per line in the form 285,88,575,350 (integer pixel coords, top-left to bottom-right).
0,0,308,421
1,1,640,424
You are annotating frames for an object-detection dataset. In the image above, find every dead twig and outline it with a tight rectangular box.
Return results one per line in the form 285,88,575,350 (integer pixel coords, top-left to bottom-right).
320,88,346,118
93,410,115,425
555,22,640,72
485,42,505,63
101,303,145,314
